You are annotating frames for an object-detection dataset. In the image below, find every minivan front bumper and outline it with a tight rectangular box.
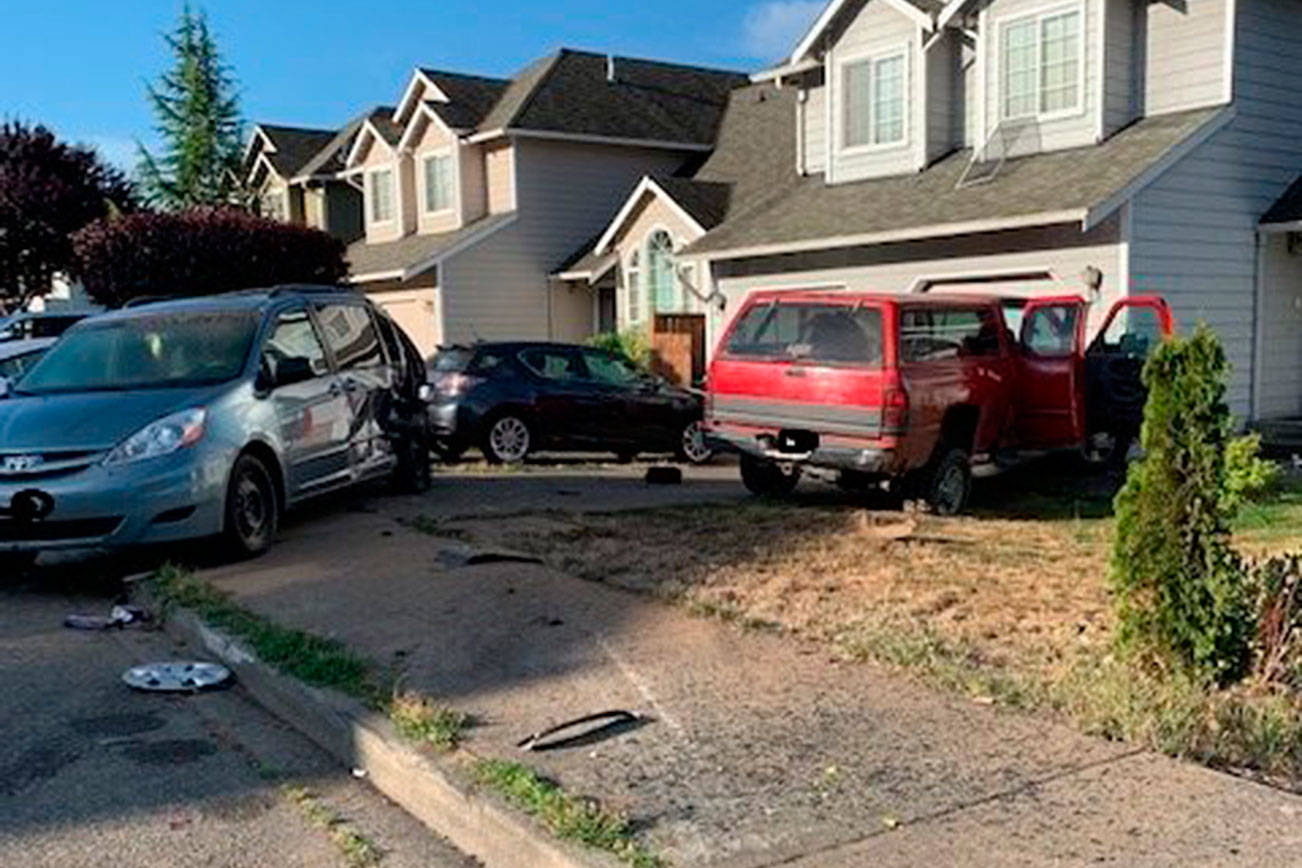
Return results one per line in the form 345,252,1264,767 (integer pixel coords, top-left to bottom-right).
0,445,231,554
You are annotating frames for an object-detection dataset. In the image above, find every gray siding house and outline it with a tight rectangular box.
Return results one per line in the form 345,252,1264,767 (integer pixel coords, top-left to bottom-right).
247,50,746,356
580,0,1302,423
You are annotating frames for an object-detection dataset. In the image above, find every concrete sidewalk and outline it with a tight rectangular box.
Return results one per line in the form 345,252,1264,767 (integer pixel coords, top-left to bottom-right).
198,506,1302,867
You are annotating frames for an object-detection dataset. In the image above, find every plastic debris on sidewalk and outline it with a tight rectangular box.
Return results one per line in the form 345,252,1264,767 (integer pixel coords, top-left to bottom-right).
65,604,153,631
645,466,682,485
123,661,233,693
517,710,643,752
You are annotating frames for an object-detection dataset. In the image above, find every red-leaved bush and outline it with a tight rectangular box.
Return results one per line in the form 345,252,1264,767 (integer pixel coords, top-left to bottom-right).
71,207,347,307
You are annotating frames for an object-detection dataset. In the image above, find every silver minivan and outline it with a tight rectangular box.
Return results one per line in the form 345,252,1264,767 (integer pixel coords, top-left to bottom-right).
0,286,430,572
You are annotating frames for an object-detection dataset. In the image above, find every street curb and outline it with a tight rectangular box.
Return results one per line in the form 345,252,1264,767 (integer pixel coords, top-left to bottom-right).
141,590,622,868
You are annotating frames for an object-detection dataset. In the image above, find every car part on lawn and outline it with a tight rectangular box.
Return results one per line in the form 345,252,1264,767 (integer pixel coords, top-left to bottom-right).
516,710,643,752
65,604,152,630
645,466,683,485
465,551,544,566
123,661,233,693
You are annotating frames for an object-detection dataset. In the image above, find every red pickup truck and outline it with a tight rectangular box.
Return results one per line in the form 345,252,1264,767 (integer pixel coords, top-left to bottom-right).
705,291,1173,514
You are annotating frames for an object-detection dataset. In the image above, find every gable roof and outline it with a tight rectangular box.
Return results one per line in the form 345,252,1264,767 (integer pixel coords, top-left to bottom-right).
688,107,1229,259
292,111,371,180
418,70,511,130
343,106,402,168
252,124,337,178
1261,176,1302,227
347,212,518,282
474,49,749,146
789,0,938,63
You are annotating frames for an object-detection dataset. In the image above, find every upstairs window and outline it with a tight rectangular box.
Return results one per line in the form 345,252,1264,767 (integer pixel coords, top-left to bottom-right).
423,153,453,214
842,50,907,150
368,168,395,224
1001,5,1083,120
261,190,286,222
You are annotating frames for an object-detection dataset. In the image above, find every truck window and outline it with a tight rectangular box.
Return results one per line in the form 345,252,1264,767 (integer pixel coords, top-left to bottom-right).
1022,305,1080,357
900,308,1002,362
1090,306,1164,358
725,302,882,365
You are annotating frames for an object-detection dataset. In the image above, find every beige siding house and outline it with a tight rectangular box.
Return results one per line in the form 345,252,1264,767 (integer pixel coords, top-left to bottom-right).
248,50,745,358
579,0,1302,425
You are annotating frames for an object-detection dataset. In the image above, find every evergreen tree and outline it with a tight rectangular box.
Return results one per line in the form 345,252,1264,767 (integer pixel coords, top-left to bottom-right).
137,5,245,208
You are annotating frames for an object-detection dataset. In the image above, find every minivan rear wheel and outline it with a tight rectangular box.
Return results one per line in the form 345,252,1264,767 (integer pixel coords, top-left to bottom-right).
920,448,971,516
223,454,279,558
739,453,801,497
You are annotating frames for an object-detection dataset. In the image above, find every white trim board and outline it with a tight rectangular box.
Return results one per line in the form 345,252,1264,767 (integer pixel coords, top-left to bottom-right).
592,176,709,256
344,118,398,169
790,0,934,64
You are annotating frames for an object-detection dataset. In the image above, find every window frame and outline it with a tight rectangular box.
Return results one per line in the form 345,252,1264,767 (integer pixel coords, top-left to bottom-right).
836,44,910,155
365,165,397,226
996,0,1087,124
624,249,643,326
420,149,455,217
645,228,679,315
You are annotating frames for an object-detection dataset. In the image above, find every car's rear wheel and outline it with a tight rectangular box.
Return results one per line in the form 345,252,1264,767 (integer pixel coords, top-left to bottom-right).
392,430,432,494
223,454,279,558
0,552,38,578
739,453,801,497
675,420,714,465
920,448,971,516
483,413,533,464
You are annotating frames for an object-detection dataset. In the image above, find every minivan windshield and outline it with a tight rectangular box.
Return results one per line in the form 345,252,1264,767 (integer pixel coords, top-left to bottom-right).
724,302,883,365
16,312,259,395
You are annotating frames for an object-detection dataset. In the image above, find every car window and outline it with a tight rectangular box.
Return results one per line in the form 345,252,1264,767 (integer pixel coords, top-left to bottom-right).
469,350,512,377
725,302,883,365
263,309,330,377
582,350,642,386
316,303,385,372
1021,305,1080,357
1091,305,1164,358
0,349,44,380
519,348,584,381
900,307,1002,362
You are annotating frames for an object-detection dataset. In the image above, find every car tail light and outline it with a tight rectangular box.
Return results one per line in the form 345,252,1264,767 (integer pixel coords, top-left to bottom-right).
436,372,483,397
882,380,909,432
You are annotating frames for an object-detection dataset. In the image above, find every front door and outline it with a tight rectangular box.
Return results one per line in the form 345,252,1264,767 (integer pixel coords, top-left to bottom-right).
260,308,353,496
1016,296,1087,449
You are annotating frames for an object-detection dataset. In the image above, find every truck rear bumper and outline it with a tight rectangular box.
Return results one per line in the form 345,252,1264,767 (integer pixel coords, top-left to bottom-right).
707,422,898,475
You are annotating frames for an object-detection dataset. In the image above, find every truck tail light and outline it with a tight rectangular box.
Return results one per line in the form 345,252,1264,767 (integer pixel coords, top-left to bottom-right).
882,381,909,432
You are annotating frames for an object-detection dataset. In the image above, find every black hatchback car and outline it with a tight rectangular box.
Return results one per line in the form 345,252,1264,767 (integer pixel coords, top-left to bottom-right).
427,342,713,465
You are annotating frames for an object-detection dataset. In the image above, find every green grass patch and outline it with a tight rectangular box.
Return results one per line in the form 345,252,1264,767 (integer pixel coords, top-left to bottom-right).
389,692,469,752
474,760,663,868
283,785,384,868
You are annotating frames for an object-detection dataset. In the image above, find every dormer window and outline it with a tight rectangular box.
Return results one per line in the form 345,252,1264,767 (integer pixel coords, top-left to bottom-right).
368,168,395,224
841,49,908,151
1000,4,1084,121
422,152,454,215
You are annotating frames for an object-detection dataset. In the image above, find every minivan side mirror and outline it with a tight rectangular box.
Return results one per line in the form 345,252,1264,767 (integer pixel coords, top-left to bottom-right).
259,355,315,392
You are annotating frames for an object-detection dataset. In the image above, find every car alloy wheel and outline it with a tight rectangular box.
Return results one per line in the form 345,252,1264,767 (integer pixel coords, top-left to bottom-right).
487,415,531,464
678,420,713,465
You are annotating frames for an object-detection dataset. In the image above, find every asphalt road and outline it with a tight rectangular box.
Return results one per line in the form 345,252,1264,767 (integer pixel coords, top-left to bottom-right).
0,575,476,868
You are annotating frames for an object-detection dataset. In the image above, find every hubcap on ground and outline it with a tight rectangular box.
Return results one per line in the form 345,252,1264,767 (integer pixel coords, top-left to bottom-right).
681,421,711,463
490,417,530,462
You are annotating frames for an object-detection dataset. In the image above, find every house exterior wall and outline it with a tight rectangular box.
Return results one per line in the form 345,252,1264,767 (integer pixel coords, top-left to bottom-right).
360,138,403,244
304,187,325,229
1258,234,1302,419
412,116,461,235
439,138,687,343
706,219,1125,355
460,143,487,224
485,142,516,213
802,83,828,175
1102,0,1138,137
324,182,364,243
370,286,443,359
981,0,1101,156
926,30,960,162
825,1,923,182
1142,0,1230,117
1130,0,1302,420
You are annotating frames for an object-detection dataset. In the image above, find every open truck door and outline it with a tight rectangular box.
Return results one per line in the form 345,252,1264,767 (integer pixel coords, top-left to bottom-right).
1015,296,1088,450
1082,296,1174,462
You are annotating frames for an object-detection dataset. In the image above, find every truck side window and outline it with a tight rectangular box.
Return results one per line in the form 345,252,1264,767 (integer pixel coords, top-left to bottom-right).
901,308,1000,362
1092,307,1163,358
1022,306,1080,357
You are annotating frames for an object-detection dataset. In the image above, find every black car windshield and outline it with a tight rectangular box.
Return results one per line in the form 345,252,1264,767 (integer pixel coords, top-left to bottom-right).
16,312,259,394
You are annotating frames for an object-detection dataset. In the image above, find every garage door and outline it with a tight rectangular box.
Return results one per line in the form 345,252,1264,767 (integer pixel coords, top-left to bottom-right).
370,288,441,361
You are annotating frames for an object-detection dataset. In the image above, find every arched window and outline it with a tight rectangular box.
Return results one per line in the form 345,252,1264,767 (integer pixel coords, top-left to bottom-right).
624,249,642,325
646,230,677,313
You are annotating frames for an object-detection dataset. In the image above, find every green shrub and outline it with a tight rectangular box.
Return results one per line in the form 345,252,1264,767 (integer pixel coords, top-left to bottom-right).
1224,433,1281,515
587,330,650,370
1110,324,1254,684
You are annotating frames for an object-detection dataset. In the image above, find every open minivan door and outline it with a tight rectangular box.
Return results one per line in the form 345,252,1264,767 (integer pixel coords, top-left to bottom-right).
1081,296,1174,464
1015,296,1089,450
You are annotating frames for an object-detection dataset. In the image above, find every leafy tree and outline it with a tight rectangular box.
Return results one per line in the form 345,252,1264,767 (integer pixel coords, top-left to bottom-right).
71,207,346,307
137,5,246,208
0,121,136,313
1110,324,1254,684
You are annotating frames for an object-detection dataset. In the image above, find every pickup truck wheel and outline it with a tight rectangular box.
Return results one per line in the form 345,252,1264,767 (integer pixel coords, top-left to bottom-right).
740,453,801,497
922,448,971,516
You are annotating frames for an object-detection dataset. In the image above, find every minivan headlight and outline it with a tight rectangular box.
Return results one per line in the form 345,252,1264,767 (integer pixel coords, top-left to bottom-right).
104,408,207,465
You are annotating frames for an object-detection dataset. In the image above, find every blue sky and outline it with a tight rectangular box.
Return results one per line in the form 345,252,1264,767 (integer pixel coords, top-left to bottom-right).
1,1,823,171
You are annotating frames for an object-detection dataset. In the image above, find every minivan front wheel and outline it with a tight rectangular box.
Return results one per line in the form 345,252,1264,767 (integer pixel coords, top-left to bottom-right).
740,453,801,497
223,454,279,558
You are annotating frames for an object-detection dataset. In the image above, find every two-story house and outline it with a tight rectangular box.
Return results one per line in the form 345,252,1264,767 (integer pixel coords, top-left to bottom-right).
578,0,1302,424
248,49,746,357
244,116,367,243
